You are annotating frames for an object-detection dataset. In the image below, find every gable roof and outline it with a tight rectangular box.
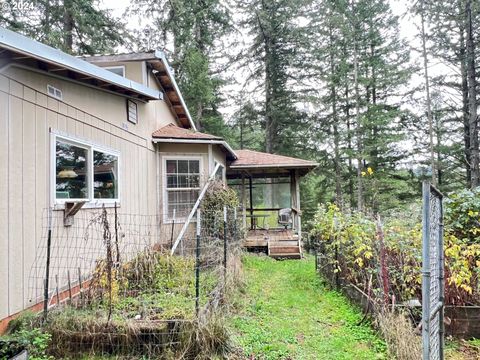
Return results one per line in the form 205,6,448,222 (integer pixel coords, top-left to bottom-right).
230,149,318,170
82,51,196,130
0,27,161,101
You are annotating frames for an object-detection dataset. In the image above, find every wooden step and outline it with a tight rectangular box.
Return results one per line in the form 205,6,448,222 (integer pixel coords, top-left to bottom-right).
269,240,299,246
270,252,302,259
269,246,300,254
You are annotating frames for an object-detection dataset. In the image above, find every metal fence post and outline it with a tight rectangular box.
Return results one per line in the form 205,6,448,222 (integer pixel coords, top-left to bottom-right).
195,210,201,316
170,209,176,250
422,182,431,360
422,181,444,360
439,194,445,360
223,206,227,284
233,207,238,243
43,208,53,322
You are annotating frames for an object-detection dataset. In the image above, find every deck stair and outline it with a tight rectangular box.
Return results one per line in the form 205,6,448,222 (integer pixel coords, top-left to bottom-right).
268,238,302,259
244,229,302,259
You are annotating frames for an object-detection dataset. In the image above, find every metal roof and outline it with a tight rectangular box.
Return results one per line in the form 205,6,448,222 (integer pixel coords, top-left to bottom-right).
0,27,161,101
82,51,196,130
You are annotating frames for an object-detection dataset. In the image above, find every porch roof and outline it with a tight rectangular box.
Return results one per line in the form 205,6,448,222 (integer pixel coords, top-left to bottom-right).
152,123,221,140
228,149,317,175
152,124,237,160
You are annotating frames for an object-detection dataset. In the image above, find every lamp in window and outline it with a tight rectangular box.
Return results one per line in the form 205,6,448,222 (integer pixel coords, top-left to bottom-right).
58,166,78,178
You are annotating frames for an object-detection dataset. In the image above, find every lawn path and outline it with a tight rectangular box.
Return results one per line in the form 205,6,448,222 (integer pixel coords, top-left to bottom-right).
229,254,385,360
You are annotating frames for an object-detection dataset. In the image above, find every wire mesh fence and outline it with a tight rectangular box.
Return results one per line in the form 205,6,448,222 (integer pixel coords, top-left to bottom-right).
27,205,243,357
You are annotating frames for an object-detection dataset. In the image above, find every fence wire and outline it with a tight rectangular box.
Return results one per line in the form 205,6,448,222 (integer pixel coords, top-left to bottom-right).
27,205,243,358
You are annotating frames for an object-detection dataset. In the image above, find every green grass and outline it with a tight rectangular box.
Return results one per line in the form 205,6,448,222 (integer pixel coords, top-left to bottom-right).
228,254,386,360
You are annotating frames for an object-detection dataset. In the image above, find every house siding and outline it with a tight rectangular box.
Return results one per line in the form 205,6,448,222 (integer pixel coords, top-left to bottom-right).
0,54,229,323
0,66,177,319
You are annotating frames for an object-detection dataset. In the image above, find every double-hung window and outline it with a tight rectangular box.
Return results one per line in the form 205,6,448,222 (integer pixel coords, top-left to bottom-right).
54,135,119,204
165,157,201,220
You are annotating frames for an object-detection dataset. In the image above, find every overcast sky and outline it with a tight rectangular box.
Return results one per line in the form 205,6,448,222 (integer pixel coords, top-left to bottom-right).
99,0,450,125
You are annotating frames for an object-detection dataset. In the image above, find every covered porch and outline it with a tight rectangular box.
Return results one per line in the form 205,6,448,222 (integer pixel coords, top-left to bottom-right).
226,150,317,259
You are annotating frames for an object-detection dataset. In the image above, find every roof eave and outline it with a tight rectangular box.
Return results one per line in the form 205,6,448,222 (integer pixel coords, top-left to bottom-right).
0,27,161,101
152,137,237,159
153,50,197,131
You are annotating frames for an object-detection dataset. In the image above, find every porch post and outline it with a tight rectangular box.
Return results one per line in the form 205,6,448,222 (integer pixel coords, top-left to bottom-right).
290,170,297,233
241,173,247,230
295,170,302,241
249,176,254,229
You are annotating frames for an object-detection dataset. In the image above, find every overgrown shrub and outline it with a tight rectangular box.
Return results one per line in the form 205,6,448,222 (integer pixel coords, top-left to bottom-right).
0,313,52,360
310,188,480,305
201,181,239,213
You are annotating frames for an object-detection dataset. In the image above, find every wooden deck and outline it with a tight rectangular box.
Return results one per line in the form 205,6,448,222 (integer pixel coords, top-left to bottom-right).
243,229,302,259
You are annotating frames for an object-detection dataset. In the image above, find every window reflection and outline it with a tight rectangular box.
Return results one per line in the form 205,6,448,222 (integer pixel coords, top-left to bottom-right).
94,151,118,199
56,141,88,199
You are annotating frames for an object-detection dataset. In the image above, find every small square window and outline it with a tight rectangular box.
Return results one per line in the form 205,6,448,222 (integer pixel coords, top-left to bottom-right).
47,85,63,100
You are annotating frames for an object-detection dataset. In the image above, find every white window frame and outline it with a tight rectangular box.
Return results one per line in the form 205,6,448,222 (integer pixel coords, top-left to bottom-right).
163,155,203,223
51,131,121,208
103,65,125,77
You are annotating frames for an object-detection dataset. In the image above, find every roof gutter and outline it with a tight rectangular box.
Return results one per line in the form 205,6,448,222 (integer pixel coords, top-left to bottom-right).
152,137,237,159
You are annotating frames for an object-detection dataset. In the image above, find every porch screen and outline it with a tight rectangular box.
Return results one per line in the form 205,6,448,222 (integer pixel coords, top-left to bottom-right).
165,159,200,219
228,177,291,209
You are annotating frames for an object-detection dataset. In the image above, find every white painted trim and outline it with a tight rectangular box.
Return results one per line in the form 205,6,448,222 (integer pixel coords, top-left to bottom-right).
214,160,226,183
51,130,121,207
208,144,213,173
161,155,203,223
50,128,121,156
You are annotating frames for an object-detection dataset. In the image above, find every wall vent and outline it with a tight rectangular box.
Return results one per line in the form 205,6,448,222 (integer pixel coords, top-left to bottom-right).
47,85,63,100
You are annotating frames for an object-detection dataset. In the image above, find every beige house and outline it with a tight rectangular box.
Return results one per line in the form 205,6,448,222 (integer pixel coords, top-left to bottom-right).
0,27,316,330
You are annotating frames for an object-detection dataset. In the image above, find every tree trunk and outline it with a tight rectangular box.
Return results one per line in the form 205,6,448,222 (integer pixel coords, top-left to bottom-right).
420,2,437,186
466,0,479,188
460,26,471,186
354,39,363,211
330,28,343,207
264,37,275,154
63,0,74,52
